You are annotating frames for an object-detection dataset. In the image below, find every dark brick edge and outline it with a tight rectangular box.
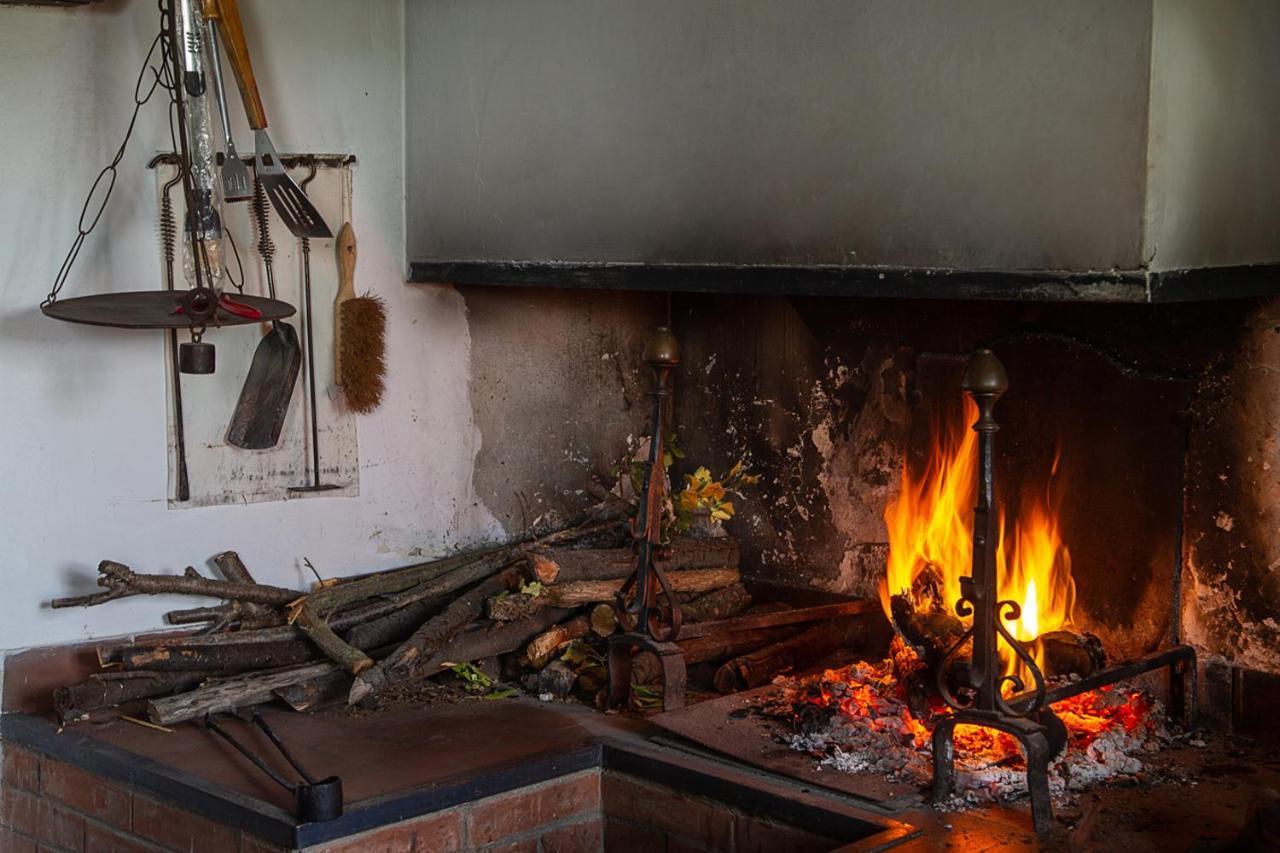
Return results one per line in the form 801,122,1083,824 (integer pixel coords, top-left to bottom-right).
2,713,916,850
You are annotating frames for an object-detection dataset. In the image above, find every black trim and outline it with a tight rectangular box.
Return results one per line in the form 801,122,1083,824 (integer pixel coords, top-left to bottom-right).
408,260,1280,303
1,713,914,850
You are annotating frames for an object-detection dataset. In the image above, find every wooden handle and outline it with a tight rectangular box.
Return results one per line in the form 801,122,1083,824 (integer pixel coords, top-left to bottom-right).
334,222,356,385
208,0,267,130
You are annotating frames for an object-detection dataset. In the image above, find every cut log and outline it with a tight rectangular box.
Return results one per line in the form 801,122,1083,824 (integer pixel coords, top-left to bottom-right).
714,616,886,693
55,672,207,723
537,661,577,700
296,604,374,675
147,661,338,725
487,568,741,620
347,566,525,705
212,551,255,584
680,583,751,623
677,600,876,640
528,538,740,584
630,624,805,686
118,639,314,672
52,561,301,609
525,615,591,669
589,603,618,637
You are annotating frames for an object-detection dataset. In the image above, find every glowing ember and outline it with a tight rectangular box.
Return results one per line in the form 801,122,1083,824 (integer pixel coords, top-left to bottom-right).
880,396,1076,689
767,656,1167,806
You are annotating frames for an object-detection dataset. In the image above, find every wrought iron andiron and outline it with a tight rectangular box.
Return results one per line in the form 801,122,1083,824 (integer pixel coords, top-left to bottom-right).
607,327,687,712
930,349,1065,835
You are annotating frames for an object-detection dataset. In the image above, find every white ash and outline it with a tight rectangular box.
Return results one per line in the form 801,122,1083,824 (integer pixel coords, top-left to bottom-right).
772,668,1169,811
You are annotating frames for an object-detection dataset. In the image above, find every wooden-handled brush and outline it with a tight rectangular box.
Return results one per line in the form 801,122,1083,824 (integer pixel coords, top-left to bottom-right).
333,222,386,413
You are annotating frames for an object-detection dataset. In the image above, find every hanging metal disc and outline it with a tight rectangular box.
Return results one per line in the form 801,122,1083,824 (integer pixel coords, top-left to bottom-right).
41,291,295,330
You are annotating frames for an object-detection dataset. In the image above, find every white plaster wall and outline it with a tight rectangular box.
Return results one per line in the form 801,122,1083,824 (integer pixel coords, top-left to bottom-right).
0,0,498,653
1144,0,1280,270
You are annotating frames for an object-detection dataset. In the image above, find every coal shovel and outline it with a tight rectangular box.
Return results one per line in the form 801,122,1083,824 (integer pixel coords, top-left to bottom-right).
226,180,301,449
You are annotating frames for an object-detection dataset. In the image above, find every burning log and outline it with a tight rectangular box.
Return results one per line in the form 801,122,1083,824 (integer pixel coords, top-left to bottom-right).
525,615,591,669
680,583,751,622
713,616,888,694
528,538,739,584
485,568,741,621
55,672,207,724
1040,630,1106,679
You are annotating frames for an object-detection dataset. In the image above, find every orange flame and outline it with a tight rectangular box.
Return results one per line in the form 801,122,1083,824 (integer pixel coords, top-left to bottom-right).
880,397,1076,687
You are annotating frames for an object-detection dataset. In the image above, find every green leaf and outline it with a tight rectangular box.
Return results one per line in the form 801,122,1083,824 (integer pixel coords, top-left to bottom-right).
519,580,544,597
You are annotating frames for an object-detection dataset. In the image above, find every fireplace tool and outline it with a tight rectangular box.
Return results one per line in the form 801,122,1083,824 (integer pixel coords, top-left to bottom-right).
927,349,1064,833
204,710,343,822
290,161,343,494
607,327,688,712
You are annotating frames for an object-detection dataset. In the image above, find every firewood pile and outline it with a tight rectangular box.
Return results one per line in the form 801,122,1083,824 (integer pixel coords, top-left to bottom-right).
49,499,882,725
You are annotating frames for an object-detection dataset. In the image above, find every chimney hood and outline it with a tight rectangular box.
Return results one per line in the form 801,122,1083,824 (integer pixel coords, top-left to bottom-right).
404,1,1280,302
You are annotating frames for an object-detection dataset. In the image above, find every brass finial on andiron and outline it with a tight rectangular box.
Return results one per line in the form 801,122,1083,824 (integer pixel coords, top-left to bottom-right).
930,347,1063,835
606,326,688,712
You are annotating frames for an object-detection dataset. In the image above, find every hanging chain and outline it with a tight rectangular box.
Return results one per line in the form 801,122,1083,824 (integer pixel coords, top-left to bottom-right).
43,2,173,308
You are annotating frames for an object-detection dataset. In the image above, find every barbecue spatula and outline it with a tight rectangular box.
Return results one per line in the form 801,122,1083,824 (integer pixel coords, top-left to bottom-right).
202,0,331,239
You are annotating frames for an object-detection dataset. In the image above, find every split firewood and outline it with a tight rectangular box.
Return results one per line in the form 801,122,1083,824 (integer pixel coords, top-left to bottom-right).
51,561,301,609
528,538,740,585
55,672,207,724
680,583,751,623
714,615,889,693
486,568,741,621
1041,629,1106,678
589,603,618,637
524,615,591,669
347,566,526,705
147,661,340,725
630,624,805,685
117,639,314,672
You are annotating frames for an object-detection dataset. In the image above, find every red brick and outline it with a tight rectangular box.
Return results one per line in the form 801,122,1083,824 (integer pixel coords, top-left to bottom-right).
310,810,463,853
477,838,538,853
83,823,158,853
541,817,603,853
2,788,39,837
35,799,83,851
2,749,39,794
40,760,130,830
602,773,733,850
0,826,38,853
467,772,600,846
130,797,237,853
240,834,288,853
602,816,666,853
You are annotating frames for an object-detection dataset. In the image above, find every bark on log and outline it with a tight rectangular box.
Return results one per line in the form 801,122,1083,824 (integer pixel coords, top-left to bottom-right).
487,568,741,620
147,661,338,725
714,617,883,693
528,538,739,584
296,604,374,675
589,604,618,637
280,610,571,711
341,597,443,650
212,551,255,584
524,615,590,669
52,561,301,609
347,567,525,705
118,639,314,672
55,672,207,723
630,625,805,685
680,583,751,623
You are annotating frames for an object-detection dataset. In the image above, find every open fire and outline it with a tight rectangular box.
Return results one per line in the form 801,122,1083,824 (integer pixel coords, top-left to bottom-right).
767,389,1170,807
